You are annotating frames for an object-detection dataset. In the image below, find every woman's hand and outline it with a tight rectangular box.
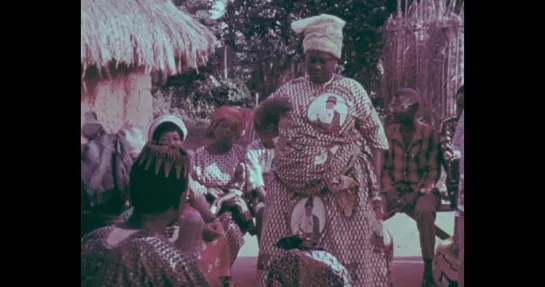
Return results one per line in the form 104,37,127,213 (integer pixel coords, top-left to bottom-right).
202,219,223,242
256,187,267,202
165,225,179,241
212,192,238,213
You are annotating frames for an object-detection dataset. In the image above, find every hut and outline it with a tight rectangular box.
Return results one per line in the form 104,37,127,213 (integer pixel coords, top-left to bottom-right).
380,0,464,128
81,0,217,141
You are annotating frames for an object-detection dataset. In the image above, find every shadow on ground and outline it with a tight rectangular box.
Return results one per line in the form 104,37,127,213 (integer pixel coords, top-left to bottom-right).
229,256,425,287
226,212,455,287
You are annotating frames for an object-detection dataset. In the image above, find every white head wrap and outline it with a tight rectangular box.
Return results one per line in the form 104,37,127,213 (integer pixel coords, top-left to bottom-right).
291,14,346,59
119,122,146,158
148,115,188,142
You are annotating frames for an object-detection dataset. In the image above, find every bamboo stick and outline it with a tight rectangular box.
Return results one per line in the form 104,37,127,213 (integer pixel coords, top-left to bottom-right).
223,43,228,79
446,31,452,117
454,28,460,106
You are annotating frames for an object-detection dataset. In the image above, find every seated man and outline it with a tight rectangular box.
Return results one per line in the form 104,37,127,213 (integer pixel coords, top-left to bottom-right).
439,85,464,207
380,88,442,287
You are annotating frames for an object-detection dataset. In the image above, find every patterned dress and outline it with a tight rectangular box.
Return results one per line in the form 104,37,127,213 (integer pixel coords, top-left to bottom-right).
256,76,391,287
120,204,231,281
81,226,210,287
190,145,250,266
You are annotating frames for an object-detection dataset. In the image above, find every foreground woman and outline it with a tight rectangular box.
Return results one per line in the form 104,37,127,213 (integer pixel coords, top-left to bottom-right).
148,115,231,284
81,143,209,286
255,14,391,286
190,106,254,270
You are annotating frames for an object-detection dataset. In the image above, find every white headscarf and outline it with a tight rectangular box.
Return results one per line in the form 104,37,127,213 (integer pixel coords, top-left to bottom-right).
291,14,346,59
119,122,145,158
148,115,188,142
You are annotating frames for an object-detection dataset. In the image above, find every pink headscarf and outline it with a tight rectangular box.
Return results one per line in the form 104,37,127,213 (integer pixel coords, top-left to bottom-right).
209,106,248,137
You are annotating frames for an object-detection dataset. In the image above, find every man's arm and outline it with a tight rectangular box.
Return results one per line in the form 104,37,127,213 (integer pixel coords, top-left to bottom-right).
381,126,395,194
452,111,464,152
372,149,383,186
439,119,455,163
381,147,395,193
419,130,441,190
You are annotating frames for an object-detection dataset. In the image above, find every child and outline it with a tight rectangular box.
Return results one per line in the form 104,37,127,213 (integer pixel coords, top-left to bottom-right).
246,126,277,243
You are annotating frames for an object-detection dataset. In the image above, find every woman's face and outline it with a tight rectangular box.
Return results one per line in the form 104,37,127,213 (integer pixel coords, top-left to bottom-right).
305,50,337,84
214,118,240,142
159,131,183,147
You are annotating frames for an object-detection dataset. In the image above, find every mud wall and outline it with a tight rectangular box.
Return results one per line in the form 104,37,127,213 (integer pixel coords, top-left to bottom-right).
81,67,153,143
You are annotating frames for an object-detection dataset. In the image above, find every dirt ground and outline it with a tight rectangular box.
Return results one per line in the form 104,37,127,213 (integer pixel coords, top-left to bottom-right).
226,212,455,287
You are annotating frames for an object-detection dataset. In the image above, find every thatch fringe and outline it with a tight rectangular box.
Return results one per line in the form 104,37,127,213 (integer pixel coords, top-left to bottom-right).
381,0,463,128
81,0,218,79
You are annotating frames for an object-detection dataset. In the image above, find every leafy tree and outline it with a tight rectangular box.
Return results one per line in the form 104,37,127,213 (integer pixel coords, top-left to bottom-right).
219,0,406,100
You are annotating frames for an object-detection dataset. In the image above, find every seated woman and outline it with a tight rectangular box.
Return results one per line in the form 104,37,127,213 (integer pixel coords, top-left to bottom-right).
189,106,257,272
146,115,231,285
81,142,209,287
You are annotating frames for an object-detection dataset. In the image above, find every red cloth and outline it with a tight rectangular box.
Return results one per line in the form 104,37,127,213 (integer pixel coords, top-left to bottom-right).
199,227,231,280
178,205,231,281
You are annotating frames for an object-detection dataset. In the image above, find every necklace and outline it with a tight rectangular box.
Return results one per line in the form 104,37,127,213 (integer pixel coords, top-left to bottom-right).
308,74,335,87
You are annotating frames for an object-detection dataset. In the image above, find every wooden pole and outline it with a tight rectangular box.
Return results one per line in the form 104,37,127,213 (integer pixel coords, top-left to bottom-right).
223,43,228,79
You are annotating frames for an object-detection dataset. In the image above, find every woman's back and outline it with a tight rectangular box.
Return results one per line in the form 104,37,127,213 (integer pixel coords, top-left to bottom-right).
81,226,210,287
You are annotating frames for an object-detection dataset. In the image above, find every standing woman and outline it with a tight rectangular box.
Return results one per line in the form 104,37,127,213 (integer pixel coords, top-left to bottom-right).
254,14,391,286
189,106,253,270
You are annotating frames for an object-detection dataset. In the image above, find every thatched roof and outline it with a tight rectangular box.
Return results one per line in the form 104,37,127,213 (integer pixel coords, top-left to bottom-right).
81,0,217,77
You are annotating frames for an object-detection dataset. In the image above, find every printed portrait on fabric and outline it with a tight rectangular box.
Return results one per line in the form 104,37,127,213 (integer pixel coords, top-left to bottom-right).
307,93,348,134
290,196,327,242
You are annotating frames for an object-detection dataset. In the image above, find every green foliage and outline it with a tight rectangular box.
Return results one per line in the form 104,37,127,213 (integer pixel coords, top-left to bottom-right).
152,75,252,127
152,88,213,128
219,0,403,99
155,0,423,125
198,77,253,107
152,1,253,124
